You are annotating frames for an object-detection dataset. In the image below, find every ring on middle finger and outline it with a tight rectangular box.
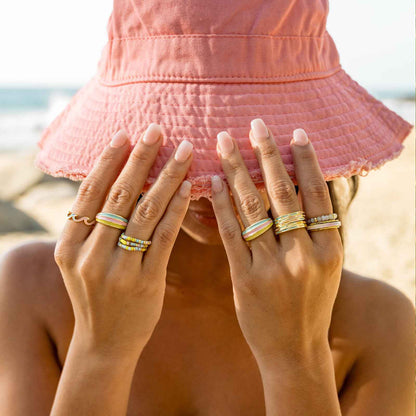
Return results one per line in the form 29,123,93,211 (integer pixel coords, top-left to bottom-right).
242,217,274,242
274,210,307,235
96,212,129,230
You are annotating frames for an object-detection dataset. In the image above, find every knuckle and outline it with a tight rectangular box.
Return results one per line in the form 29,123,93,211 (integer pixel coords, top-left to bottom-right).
54,241,74,268
319,243,344,271
99,146,119,163
220,220,240,241
129,147,152,165
161,167,182,183
269,180,297,204
298,148,315,163
156,224,177,248
78,178,102,202
261,142,279,160
107,182,135,206
226,158,240,174
78,256,100,281
304,179,328,199
240,193,264,217
135,196,163,222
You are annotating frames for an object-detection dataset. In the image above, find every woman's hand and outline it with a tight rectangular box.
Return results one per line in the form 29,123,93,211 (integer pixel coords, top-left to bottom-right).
54,125,193,361
211,119,344,371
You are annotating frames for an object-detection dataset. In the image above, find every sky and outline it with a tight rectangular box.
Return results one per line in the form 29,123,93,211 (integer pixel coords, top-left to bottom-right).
0,0,414,95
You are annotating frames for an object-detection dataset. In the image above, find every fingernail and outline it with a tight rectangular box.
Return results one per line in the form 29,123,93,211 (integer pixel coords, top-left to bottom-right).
211,175,223,193
250,118,269,142
292,129,309,146
174,140,193,162
142,123,161,145
179,180,192,198
111,129,128,148
217,131,234,155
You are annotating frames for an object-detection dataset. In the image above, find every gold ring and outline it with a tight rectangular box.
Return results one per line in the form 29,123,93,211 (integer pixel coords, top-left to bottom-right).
67,211,95,226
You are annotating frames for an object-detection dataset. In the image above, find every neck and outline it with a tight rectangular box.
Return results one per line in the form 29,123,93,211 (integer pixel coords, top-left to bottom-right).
166,228,232,294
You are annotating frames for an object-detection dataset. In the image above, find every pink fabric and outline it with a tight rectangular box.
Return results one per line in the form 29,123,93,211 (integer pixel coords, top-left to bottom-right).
35,0,414,202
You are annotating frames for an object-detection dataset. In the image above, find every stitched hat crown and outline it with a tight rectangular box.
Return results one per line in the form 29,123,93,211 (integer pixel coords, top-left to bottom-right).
107,0,329,38
98,0,340,84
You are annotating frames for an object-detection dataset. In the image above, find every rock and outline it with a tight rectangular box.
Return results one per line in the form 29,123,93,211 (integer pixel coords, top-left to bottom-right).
0,151,44,200
15,180,79,236
0,200,45,233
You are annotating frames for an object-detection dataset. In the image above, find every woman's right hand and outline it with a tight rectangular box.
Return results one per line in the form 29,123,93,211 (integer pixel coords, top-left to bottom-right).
54,124,193,361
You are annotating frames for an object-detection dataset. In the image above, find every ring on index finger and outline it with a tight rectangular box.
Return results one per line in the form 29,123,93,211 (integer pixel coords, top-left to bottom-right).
66,211,96,226
241,217,274,242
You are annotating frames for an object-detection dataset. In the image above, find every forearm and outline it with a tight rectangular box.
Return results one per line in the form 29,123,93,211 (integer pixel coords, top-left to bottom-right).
50,337,141,416
257,341,341,416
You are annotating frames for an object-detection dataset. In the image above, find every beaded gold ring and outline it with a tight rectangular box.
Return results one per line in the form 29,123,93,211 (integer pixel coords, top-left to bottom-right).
120,232,151,246
117,242,148,252
117,232,152,252
306,213,338,225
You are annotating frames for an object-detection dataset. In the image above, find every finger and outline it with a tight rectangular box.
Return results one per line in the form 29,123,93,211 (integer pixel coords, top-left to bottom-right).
118,139,194,263
210,175,252,271
289,128,340,248
62,129,131,244
90,123,163,251
248,119,309,248
140,180,192,280
216,131,276,258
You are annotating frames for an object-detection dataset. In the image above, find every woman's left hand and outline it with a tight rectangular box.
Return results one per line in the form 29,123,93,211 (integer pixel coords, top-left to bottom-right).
211,119,344,372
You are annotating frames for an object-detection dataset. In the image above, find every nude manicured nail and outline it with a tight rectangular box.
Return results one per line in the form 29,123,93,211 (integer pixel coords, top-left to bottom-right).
142,123,161,145
110,129,128,148
251,118,269,142
217,131,234,155
211,175,223,193
174,140,193,162
292,129,309,146
179,180,192,198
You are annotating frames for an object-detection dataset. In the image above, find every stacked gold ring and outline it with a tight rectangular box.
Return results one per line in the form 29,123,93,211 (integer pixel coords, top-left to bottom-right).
242,218,274,242
96,212,128,230
274,210,307,235
306,213,341,232
306,213,338,225
117,232,152,252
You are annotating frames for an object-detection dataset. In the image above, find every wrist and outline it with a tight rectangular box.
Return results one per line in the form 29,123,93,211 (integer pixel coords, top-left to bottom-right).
69,330,144,370
255,338,333,380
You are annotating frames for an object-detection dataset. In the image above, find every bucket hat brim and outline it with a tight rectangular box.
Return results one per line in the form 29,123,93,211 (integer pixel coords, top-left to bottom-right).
35,67,413,202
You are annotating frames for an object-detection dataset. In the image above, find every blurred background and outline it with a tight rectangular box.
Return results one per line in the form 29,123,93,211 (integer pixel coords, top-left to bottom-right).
0,1,414,301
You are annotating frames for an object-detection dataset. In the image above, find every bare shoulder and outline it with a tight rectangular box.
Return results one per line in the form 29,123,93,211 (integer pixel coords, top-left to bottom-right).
334,269,415,414
0,240,73,339
0,241,71,414
334,268,414,344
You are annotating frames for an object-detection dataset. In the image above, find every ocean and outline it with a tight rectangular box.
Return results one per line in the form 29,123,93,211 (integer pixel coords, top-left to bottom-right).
0,87,414,151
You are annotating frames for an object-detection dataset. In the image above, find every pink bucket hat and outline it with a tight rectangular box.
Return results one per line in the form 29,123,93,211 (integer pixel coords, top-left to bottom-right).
35,0,414,202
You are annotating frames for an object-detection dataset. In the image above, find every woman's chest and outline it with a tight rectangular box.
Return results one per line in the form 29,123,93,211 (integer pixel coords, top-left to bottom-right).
53,291,354,416
126,314,267,415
